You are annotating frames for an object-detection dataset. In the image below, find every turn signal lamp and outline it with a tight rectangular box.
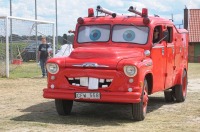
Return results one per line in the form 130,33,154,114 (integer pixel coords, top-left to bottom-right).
88,8,94,17
142,8,148,17
77,17,84,24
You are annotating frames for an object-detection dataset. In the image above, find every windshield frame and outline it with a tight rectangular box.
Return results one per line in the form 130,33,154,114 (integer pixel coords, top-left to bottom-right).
77,24,111,44
111,24,150,45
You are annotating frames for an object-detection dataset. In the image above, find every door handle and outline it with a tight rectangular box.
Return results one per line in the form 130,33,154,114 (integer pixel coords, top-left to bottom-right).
162,48,164,55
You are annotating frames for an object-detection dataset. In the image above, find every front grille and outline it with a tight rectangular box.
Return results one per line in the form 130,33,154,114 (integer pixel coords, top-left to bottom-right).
67,77,113,88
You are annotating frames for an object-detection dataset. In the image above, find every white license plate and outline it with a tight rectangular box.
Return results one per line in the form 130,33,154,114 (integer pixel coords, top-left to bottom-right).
75,92,100,99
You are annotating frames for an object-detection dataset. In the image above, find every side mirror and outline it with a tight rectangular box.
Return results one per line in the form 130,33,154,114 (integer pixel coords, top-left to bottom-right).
163,30,169,42
68,30,75,34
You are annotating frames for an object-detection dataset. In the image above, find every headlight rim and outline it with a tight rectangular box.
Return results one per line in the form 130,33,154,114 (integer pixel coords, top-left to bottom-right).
46,63,59,74
123,65,137,77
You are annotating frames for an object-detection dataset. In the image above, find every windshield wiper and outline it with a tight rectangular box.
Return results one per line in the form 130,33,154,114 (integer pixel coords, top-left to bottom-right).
131,23,144,31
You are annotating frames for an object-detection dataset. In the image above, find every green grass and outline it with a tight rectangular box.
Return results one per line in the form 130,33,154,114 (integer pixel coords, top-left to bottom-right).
9,62,41,78
0,42,28,60
188,63,200,79
2,62,200,79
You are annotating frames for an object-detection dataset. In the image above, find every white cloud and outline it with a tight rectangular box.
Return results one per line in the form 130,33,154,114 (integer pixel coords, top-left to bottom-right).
104,0,125,7
0,7,9,16
1,0,200,35
0,0,9,15
129,0,172,12
173,14,184,23
187,0,200,8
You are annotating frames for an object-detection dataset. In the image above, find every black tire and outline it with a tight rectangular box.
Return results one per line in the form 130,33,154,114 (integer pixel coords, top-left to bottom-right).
132,79,148,121
23,57,28,62
175,70,187,102
21,53,28,62
164,90,174,102
55,99,73,115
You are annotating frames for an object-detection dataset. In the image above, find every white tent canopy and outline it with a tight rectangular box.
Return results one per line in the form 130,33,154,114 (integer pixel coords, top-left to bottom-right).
55,44,73,57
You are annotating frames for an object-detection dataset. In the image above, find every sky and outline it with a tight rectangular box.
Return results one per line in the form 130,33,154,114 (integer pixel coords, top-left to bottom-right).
0,0,200,36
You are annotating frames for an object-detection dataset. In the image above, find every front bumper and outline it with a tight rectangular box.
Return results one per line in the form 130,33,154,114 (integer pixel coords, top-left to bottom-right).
43,88,141,104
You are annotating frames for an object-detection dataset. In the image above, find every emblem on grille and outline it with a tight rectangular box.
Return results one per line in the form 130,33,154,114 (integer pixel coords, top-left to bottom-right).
73,63,109,68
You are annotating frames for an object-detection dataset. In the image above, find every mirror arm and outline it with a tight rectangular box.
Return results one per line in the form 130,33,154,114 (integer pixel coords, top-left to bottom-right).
68,30,75,34
153,35,168,46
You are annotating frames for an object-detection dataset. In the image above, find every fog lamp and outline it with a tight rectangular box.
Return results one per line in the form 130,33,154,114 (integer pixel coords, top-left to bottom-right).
51,76,55,80
129,78,134,83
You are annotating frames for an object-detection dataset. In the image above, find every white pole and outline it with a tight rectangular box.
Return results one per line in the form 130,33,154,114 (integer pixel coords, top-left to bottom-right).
35,0,38,62
5,16,9,78
53,23,55,57
55,0,58,51
0,16,54,24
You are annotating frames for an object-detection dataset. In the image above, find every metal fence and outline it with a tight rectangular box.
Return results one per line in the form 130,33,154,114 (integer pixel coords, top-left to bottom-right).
0,16,55,78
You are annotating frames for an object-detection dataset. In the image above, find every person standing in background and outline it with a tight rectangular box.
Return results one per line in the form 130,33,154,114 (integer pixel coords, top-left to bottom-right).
38,36,50,78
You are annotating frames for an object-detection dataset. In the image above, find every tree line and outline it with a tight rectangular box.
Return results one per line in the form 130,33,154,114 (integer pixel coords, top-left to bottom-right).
0,34,74,45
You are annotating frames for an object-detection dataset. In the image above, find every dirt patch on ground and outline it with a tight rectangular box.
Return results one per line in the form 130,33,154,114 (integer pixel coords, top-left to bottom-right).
0,77,200,132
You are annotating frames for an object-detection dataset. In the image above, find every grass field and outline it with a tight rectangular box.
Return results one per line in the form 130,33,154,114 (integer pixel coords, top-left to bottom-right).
9,62,41,78
188,63,200,79
7,62,200,78
0,63,199,131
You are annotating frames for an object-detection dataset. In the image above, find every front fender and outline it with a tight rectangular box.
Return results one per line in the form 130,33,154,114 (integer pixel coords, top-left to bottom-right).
117,57,153,85
137,58,153,83
47,57,66,68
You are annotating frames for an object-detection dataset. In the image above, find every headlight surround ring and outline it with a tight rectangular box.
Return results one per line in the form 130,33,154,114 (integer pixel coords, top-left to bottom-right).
123,65,137,77
46,63,59,74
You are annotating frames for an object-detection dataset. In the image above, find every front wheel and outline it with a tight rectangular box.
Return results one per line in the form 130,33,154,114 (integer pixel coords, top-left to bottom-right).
164,89,174,102
55,99,73,115
132,79,148,121
175,70,187,102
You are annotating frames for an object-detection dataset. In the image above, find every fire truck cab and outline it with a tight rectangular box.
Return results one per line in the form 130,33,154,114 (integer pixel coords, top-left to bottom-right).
43,6,188,121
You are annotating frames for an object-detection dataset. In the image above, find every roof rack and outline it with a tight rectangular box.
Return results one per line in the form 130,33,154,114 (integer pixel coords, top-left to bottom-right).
128,6,148,17
96,5,117,18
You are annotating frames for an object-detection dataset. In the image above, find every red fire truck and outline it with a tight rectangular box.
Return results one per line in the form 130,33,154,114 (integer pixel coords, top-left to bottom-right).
43,6,188,121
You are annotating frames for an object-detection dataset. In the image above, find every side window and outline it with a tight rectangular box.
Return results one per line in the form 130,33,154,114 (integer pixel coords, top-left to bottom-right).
153,26,161,43
166,27,173,43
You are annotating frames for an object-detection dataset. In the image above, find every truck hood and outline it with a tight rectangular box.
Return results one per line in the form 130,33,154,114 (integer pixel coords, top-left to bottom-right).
65,47,145,69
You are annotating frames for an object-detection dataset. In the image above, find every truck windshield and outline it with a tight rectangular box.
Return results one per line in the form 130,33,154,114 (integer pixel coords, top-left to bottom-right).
112,25,149,44
78,25,110,43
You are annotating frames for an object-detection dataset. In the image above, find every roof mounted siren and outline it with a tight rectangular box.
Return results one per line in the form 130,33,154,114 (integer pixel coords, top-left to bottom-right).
88,8,94,17
96,5,117,18
128,6,150,25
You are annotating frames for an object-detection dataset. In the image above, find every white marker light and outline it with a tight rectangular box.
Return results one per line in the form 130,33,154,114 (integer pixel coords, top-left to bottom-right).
50,84,55,89
128,88,133,92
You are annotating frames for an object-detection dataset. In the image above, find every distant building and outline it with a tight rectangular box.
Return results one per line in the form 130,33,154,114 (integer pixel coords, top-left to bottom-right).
184,8,200,62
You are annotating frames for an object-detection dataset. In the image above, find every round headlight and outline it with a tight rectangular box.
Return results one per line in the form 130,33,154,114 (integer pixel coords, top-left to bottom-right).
124,65,137,77
46,63,59,74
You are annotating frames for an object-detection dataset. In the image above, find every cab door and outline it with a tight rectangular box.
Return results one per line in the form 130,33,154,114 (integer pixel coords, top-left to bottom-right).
164,26,175,89
151,25,167,92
